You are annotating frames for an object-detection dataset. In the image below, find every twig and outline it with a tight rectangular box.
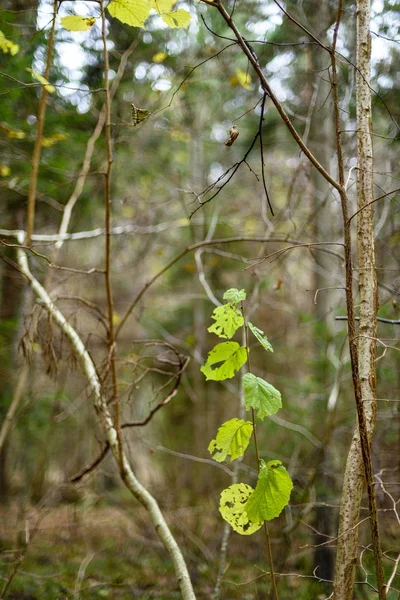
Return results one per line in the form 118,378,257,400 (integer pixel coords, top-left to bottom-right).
70,355,189,482
336,316,400,325
56,37,141,249
25,0,57,245
16,242,196,599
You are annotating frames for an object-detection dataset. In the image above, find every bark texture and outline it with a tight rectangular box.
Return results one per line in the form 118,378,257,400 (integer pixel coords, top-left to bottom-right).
333,1,385,598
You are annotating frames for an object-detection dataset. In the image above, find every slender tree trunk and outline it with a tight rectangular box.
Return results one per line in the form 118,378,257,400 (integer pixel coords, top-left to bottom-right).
333,1,385,597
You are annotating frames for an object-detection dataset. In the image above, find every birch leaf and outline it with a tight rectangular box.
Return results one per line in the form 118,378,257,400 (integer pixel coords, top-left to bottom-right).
61,16,96,31
0,31,19,55
26,68,55,93
160,9,191,29
230,68,252,90
107,0,151,28
208,418,253,462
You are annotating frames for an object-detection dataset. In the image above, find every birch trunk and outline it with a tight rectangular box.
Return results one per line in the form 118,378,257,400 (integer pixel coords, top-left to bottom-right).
333,1,385,597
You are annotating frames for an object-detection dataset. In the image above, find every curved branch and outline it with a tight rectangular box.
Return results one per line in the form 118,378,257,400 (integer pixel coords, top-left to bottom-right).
16,241,196,600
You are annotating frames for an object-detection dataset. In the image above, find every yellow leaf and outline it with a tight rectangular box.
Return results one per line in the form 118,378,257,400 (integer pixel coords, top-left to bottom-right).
112,312,121,325
7,129,26,139
161,9,191,28
42,133,68,147
0,165,10,176
231,68,252,90
0,30,19,55
26,68,55,93
149,0,175,11
107,0,151,28
121,204,135,218
152,51,167,63
61,15,96,31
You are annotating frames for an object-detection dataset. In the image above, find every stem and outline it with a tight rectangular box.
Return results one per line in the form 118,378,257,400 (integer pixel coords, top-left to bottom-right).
26,0,57,246
242,303,279,600
99,0,122,467
201,0,342,193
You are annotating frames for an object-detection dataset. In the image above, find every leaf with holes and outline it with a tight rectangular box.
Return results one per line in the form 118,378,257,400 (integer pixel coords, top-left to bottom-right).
223,288,246,304
208,418,253,463
208,304,244,339
244,460,293,522
248,322,273,353
219,483,263,535
243,373,281,420
201,342,247,381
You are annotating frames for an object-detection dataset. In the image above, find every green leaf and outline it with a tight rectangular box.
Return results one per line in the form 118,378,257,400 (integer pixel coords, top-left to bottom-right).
219,483,263,535
244,460,293,522
61,16,97,31
223,288,246,304
208,418,253,463
248,322,273,353
201,342,247,381
0,31,19,55
243,373,281,420
160,9,191,28
107,0,151,28
26,68,55,93
208,304,244,339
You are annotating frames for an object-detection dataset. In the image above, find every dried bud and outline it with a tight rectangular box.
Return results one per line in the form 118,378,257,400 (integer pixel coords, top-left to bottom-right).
225,125,239,147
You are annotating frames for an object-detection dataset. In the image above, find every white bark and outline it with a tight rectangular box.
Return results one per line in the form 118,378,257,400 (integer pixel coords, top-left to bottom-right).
16,239,196,600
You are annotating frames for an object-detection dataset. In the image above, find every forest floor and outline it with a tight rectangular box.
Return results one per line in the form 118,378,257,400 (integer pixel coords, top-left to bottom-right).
0,497,332,599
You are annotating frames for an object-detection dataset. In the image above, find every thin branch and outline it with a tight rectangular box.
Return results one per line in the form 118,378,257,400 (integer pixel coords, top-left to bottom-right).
56,37,140,250
349,187,400,222
70,355,189,482
16,242,196,599
25,0,57,245
115,236,345,338
200,0,343,193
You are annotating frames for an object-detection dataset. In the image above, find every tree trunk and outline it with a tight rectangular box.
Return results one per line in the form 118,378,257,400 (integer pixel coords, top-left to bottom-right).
333,1,385,598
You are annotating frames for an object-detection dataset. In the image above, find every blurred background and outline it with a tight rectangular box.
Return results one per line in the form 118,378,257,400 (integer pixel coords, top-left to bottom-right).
0,0,399,597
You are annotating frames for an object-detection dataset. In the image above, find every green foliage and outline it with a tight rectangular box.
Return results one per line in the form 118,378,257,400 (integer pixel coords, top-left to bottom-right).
223,288,247,304
208,304,244,339
200,341,247,381
248,322,273,353
244,460,293,522
219,483,263,535
243,373,282,420
202,288,292,536
208,418,253,462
